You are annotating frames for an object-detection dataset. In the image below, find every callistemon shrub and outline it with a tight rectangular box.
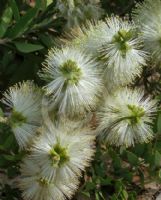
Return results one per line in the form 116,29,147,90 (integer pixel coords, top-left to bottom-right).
1,0,161,200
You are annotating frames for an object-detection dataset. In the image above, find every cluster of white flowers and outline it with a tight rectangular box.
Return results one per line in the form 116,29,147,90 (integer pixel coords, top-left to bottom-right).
1,0,159,199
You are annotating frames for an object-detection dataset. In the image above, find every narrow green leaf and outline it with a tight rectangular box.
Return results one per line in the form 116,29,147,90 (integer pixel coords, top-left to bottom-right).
0,6,13,38
39,33,54,47
3,152,24,161
47,0,53,6
85,182,95,191
158,169,161,178
127,151,138,166
0,156,9,167
122,190,128,199
95,192,100,200
81,191,90,198
0,108,4,117
154,150,161,167
35,0,47,9
3,154,16,161
157,113,161,133
14,42,44,53
5,8,38,39
98,192,105,200
3,134,14,149
9,0,20,21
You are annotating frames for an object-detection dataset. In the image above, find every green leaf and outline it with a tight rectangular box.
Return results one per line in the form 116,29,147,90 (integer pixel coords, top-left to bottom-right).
47,0,53,6
35,0,47,10
95,192,100,200
127,151,138,166
110,151,121,169
39,33,54,48
0,6,13,38
100,177,112,186
158,169,161,178
98,192,105,200
154,150,161,167
157,113,161,133
3,154,16,161
14,42,44,53
5,7,38,39
3,134,15,149
120,168,133,182
85,182,96,191
3,152,24,161
0,156,9,167
0,108,4,117
9,0,20,21
81,191,90,198
122,190,128,199
133,143,145,157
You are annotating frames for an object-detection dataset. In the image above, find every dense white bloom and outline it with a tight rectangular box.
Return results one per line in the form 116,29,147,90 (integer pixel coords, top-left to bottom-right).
60,20,105,54
19,158,79,200
30,125,95,182
39,47,102,116
63,16,147,90
133,0,161,63
98,88,157,147
2,81,42,149
41,94,94,129
96,16,147,89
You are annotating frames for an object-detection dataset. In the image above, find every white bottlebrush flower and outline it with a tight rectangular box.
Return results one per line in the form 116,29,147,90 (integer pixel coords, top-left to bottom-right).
19,158,79,200
60,20,105,55
29,125,95,182
2,81,42,149
133,0,161,63
63,16,147,89
96,16,147,89
39,47,102,116
97,88,157,147
41,94,94,130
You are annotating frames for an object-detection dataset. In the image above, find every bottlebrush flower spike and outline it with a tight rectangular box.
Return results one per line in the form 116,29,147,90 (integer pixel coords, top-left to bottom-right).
60,20,105,55
39,46,103,117
97,88,157,147
97,16,147,89
133,0,161,63
19,158,79,200
2,81,42,149
29,125,95,182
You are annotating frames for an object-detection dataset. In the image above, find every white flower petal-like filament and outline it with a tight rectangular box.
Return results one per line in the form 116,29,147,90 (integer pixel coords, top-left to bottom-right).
97,88,157,147
19,159,78,200
30,125,95,182
61,17,147,90
2,81,42,149
95,16,147,90
39,47,103,116
133,0,161,63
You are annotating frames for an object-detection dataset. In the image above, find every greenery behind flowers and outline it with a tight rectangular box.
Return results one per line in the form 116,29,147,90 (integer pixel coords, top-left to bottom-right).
0,0,161,200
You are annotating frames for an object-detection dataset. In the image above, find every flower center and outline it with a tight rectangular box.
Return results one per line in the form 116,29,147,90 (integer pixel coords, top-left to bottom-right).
127,104,145,125
38,177,50,186
60,59,82,85
112,29,132,58
9,110,27,127
49,143,69,167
